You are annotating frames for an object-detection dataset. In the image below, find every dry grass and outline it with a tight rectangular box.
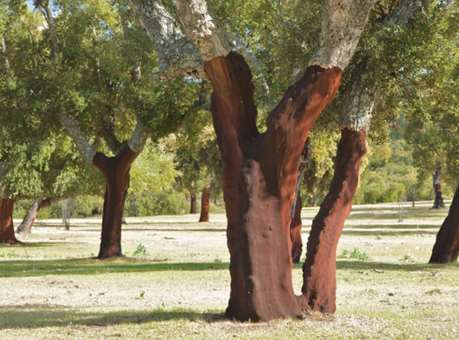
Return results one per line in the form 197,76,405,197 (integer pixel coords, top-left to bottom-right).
0,201,458,339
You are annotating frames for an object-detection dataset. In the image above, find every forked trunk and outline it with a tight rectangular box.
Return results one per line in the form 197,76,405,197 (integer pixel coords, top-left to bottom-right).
301,129,367,313
16,197,54,234
205,53,342,321
199,187,210,222
432,167,445,209
189,191,197,214
430,185,459,263
290,191,303,263
0,198,19,244
93,145,138,259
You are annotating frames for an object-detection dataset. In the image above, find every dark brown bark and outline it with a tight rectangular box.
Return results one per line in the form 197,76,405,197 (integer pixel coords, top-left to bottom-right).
204,52,342,321
432,166,445,209
16,197,54,234
301,129,367,313
290,192,303,263
430,185,459,263
0,198,19,244
189,191,197,214
199,187,210,222
93,145,138,259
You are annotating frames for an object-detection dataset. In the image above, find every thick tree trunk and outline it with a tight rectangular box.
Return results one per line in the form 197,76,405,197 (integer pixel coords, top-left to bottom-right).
290,192,303,263
301,129,367,313
199,187,210,222
205,52,342,321
0,198,19,244
432,166,445,209
93,145,138,259
430,185,459,263
16,197,54,234
189,191,197,214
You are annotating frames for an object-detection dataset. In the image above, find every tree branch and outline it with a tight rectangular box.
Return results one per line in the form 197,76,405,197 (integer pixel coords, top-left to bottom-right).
127,116,149,154
129,0,203,78
310,0,375,70
57,113,97,164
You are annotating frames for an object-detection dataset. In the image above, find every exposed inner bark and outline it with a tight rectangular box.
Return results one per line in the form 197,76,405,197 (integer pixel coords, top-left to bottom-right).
204,52,342,321
430,185,459,263
189,191,197,214
432,167,445,209
16,197,54,234
0,198,19,244
93,145,139,259
290,191,303,263
199,187,210,222
301,128,367,313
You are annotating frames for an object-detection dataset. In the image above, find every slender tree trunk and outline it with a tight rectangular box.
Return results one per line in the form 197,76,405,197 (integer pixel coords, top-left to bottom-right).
205,52,342,321
62,199,71,230
199,187,210,222
16,197,54,234
301,129,367,313
430,185,459,263
0,198,19,244
290,191,303,263
189,191,197,214
93,145,139,259
432,166,445,209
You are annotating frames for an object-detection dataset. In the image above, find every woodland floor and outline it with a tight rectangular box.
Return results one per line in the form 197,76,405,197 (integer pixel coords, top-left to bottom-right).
0,201,458,339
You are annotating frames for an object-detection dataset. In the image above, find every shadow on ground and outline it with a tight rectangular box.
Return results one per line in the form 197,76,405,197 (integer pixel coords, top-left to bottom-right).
0,306,222,329
0,258,229,278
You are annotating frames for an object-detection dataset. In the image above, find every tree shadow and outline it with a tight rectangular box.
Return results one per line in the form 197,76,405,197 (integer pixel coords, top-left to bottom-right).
0,305,223,329
0,258,230,278
336,260,459,271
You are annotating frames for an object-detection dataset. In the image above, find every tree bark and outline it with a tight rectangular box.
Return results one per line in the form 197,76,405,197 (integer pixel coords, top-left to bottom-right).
300,129,367,313
93,145,139,259
0,198,19,244
430,185,459,263
16,197,54,234
205,52,342,321
432,166,445,209
189,191,197,214
290,191,303,263
199,187,210,222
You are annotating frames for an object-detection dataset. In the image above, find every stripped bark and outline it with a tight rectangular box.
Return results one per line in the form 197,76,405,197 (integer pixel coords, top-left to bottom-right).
199,186,210,222
171,0,373,321
432,165,445,209
301,0,430,313
16,197,54,234
430,185,459,263
0,198,18,244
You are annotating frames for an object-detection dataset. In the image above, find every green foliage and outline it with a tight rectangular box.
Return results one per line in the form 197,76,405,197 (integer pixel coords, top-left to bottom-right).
339,248,370,262
132,243,148,257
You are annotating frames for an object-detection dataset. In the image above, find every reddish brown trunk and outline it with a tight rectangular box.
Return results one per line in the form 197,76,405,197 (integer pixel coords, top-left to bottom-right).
189,191,197,214
0,198,19,244
199,187,210,222
432,167,445,209
290,192,303,263
16,197,54,234
204,52,342,321
93,145,138,259
301,129,367,313
430,185,459,263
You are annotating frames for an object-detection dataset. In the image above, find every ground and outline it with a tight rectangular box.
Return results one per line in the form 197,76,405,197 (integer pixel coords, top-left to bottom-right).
0,201,458,339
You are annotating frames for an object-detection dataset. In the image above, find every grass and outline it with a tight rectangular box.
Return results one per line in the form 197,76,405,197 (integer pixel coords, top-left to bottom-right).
1,201,458,339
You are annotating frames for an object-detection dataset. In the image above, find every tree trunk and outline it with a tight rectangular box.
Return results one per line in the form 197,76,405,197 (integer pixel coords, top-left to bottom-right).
301,129,367,313
16,197,54,234
199,187,210,222
432,166,445,209
205,52,342,321
189,191,197,214
290,191,303,263
0,198,19,244
430,185,459,263
93,145,138,259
